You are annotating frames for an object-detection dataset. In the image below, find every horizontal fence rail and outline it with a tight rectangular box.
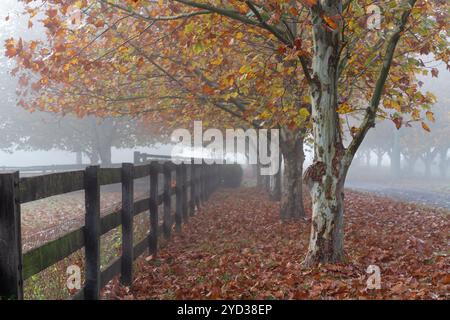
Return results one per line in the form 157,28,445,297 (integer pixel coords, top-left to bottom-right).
0,156,222,300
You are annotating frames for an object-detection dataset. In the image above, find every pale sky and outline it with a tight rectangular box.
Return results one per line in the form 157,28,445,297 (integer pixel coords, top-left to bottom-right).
0,0,173,166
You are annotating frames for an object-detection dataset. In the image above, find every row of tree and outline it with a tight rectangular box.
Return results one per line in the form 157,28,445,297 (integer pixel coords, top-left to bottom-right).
6,0,449,265
355,100,450,179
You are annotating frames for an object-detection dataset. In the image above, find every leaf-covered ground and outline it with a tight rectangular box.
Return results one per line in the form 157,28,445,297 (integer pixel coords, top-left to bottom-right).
103,187,449,300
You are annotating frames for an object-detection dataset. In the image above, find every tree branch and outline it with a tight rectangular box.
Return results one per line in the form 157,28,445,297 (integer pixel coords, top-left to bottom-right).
345,0,417,162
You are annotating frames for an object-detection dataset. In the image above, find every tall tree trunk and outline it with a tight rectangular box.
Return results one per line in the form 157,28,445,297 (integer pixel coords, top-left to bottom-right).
93,117,114,165
99,145,112,165
76,151,82,165
269,137,282,201
422,149,439,179
390,131,401,177
423,157,431,178
269,156,282,201
354,152,363,167
256,163,263,187
303,1,345,266
86,150,99,165
263,174,271,193
407,157,417,175
439,147,448,179
366,150,371,167
302,0,417,266
280,128,305,220
375,149,384,169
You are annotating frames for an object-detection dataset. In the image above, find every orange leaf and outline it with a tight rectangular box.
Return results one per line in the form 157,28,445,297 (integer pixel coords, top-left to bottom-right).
421,122,431,132
302,0,317,7
323,15,338,29
289,7,298,16
202,85,214,94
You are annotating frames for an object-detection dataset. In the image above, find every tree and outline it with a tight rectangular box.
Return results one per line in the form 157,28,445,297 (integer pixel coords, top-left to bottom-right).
7,0,449,265
7,0,312,219
400,100,450,178
362,121,395,169
0,106,156,165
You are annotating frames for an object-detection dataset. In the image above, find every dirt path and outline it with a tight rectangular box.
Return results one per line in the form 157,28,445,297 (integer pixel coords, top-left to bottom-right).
103,187,449,300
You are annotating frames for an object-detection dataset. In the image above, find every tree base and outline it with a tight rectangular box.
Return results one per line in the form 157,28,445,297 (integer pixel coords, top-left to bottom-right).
302,250,346,268
280,207,306,221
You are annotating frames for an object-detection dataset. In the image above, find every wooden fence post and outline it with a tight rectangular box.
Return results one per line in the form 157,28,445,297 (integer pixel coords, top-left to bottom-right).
189,160,196,216
121,163,134,286
149,163,158,256
175,165,183,232
0,171,23,300
163,163,172,239
84,165,101,300
181,163,188,222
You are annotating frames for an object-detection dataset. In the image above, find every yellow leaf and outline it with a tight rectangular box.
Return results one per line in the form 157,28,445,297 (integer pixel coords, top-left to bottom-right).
239,64,252,74
337,103,353,114
426,111,435,122
411,109,420,120
298,108,310,121
260,110,271,119
211,56,223,65
303,95,311,104
235,32,244,40
118,65,128,74
391,100,401,111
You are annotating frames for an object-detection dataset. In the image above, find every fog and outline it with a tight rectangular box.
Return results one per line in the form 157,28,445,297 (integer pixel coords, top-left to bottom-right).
0,0,172,166
343,65,450,209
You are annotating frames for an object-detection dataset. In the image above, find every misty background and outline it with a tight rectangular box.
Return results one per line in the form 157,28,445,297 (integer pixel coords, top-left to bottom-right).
0,0,174,166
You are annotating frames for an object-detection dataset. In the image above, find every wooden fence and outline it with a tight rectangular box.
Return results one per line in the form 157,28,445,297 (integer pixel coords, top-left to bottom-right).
0,159,221,300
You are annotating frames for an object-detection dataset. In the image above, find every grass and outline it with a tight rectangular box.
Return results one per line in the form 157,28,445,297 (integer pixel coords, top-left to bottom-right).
23,210,152,300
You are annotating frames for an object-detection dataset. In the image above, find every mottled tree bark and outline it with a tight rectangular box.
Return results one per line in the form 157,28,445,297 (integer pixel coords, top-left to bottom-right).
303,0,417,266
303,1,346,266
